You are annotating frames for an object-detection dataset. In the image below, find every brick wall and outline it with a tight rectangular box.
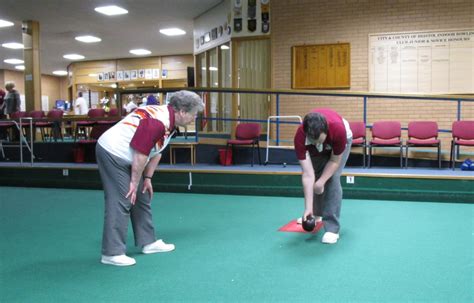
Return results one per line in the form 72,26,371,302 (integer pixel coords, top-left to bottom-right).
270,0,473,158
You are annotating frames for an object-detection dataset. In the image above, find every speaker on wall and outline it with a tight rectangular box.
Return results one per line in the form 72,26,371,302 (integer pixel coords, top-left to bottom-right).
187,66,195,87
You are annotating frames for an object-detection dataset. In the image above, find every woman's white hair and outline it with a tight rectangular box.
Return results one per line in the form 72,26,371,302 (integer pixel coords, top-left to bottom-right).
168,90,204,113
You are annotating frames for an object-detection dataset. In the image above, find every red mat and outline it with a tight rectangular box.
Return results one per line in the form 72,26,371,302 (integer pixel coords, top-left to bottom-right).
278,219,324,234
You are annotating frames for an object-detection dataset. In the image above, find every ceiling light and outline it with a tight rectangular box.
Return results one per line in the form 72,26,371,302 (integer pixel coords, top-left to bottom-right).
94,5,128,16
15,65,25,70
209,67,218,71
2,42,24,49
4,58,24,64
129,49,151,55
63,54,85,60
88,73,98,77
220,45,230,50
53,70,68,76
75,35,102,43
0,19,14,28
159,28,186,36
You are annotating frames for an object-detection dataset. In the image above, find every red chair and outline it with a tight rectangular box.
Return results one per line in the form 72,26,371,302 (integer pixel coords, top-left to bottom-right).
226,123,262,166
349,121,367,168
22,110,45,140
36,110,64,142
107,108,119,116
97,108,120,128
368,121,403,168
74,108,105,141
0,112,26,141
450,120,474,170
405,121,441,168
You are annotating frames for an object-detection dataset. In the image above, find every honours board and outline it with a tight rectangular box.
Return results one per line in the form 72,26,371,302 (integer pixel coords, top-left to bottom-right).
292,43,350,89
369,29,473,93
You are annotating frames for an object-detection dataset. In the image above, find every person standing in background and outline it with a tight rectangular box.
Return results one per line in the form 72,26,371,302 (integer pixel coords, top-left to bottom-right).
0,88,6,140
124,96,138,113
74,92,89,115
0,88,6,118
4,82,21,117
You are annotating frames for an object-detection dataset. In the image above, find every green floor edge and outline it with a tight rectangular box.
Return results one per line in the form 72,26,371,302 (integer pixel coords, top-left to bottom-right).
0,167,472,203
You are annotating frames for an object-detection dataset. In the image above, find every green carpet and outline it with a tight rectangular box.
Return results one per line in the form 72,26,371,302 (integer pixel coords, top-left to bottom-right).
0,187,472,302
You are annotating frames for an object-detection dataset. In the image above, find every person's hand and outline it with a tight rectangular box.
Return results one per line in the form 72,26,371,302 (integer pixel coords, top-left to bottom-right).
142,178,154,200
314,180,325,195
302,208,313,221
125,182,138,205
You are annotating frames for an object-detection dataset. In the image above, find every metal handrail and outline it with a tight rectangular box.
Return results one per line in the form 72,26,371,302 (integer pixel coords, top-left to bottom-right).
0,117,35,165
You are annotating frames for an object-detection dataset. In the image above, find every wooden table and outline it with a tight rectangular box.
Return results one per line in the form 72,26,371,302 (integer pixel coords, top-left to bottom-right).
169,141,198,165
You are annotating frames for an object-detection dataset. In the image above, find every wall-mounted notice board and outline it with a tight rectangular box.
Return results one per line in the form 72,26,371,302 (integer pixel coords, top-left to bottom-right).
292,43,350,89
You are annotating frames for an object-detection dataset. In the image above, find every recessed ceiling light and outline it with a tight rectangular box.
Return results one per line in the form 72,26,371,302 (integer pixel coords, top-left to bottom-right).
0,19,14,28
209,67,218,71
159,28,186,36
53,70,68,76
4,58,24,64
75,35,102,43
63,54,85,60
2,42,24,49
88,73,98,77
15,65,25,70
94,5,128,16
220,45,230,50
129,49,151,55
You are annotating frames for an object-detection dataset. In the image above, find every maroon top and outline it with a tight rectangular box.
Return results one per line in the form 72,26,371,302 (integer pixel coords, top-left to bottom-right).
0,89,5,106
129,105,175,156
294,108,347,160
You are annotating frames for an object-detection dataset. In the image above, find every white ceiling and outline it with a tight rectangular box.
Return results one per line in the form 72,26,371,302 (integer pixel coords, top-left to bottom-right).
0,0,222,75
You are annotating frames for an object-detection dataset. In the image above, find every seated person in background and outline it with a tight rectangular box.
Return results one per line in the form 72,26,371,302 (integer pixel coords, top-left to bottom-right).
146,95,159,106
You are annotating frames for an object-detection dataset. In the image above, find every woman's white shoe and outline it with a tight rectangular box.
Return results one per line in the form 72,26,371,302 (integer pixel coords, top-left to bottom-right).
101,254,136,266
142,239,175,254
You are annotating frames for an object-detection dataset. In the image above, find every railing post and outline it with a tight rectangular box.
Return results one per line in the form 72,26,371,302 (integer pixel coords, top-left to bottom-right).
363,96,368,124
456,99,462,159
457,99,461,121
19,119,23,164
276,93,280,146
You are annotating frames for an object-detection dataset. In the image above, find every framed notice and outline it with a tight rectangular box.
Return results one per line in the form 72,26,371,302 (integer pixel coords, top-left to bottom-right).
145,69,152,79
292,43,350,89
152,68,160,79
